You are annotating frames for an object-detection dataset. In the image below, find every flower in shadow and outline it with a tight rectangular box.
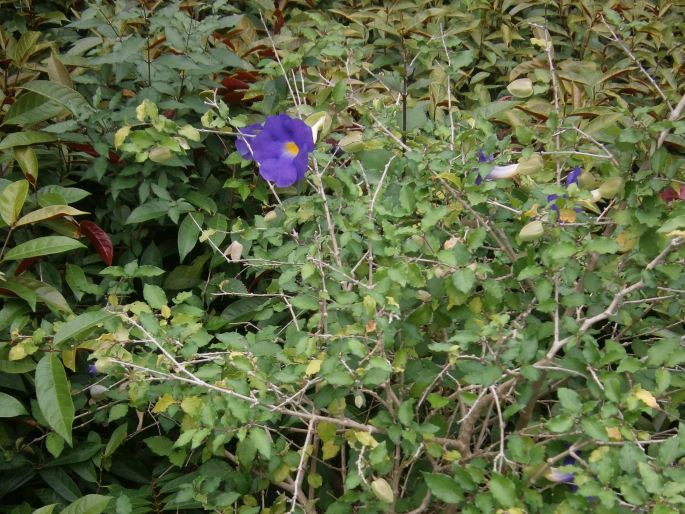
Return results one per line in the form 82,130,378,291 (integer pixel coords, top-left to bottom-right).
475,150,520,185
236,114,314,187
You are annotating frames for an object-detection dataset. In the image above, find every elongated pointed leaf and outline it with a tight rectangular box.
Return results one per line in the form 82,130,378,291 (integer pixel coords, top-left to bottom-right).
59,495,111,514
2,92,65,126
8,31,40,65
125,200,173,224
35,354,74,445
3,236,85,261
15,206,88,228
12,276,72,313
0,391,28,417
0,180,29,225
14,146,38,186
0,277,37,311
0,131,57,150
80,221,113,266
53,310,115,346
20,81,91,116
47,52,73,88
31,504,57,514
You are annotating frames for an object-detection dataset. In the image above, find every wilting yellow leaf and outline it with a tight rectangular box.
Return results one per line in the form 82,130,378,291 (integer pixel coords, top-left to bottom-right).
606,427,622,441
152,393,176,414
559,208,576,223
114,126,130,148
354,431,379,448
305,358,322,376
633,386,658,409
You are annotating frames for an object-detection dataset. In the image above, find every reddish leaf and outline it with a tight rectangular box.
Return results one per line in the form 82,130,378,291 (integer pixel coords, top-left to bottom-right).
273,8,285,35
80,220,113,266
660,185,685,203
14,257,39,276
67,142,100,158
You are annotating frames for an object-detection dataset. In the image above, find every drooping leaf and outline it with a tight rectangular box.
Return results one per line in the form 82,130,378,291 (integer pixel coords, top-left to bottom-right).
35,354,75,445
0,277,37,311
2,236,86,261
2,92,65,126
79,221,114,266
11,276,72,313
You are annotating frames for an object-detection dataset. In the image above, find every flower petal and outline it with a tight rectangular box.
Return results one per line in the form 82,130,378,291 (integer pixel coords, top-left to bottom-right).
488,163,519,179
235,123,263,160
259,157,299,187
566,166,581,187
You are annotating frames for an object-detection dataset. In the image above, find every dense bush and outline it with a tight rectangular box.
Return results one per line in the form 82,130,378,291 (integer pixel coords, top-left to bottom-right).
2,1,685,513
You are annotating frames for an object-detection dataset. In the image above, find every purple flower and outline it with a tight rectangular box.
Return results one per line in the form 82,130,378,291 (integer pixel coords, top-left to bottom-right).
474,150,519,185
87,364,99,376
566,166,581,187
549,167,583,214
235,114,314,187
545,467,575,484
235,122,263,160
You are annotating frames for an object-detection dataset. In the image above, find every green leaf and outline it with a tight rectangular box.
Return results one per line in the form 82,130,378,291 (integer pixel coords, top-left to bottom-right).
15,206,89,228
39,467,81,502
0,179,29,225
249,427,272,460
0,131,57,150
60,495,112,514
291,295,319,311
557,387,583,414
11,276,72,313
398,399,415,426
53,310,115,346
421,206,448,230
143,284,167,310
0,391,28,417
35,354,74,445
658,215,685,233
422,472,464,504
637,462,662,494
489,473,517,508
452,268,476,294
125,200,173,224
0,277,37,311
178,213,203,262
3,236,86,261
104,424,128,458
31,505,57,514
2,92,65,126
20,80,91,116
585,237,619,254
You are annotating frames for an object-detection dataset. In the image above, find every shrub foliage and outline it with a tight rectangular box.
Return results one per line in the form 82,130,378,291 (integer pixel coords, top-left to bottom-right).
1,1,685,513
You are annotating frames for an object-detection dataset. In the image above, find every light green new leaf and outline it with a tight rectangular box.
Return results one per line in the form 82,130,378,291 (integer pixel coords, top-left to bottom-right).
15,206,89,228
31,505,57,514
143,284,167,310
3,236,85,261
422,472,464,503
20,80,91,116
53,310,115,346
0,179,29,225
60,495,111,514
0,131,57,150
14,146,38,184
0,391,28,417
35,354,74,445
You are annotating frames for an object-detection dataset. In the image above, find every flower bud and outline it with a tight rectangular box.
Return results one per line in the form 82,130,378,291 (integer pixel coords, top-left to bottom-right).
598,176,624,199
264,210,278,222
371,478,394,503
516,153,543,175
89,384,108,401
507,78,534,98
519,220,544,241
416,290,432,302
148,147,172,163
224,241,243,261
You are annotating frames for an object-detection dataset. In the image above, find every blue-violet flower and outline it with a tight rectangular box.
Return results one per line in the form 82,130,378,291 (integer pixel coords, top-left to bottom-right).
475,150,519,185
236,114,314,187
548,166,582,212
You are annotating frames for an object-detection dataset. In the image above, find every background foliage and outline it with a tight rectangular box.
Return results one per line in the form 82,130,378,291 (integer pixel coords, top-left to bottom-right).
2,1,685,513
